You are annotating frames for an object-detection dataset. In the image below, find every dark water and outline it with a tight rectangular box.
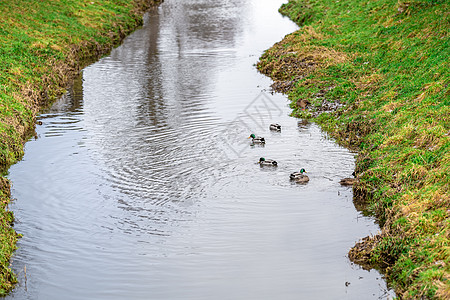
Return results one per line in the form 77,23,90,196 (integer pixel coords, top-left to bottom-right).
6,0,394,299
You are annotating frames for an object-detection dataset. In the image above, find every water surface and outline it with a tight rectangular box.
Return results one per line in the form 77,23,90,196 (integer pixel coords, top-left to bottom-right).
7,0,394,299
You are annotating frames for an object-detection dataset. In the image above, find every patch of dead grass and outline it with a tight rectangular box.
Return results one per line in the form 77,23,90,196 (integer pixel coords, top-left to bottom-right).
258,26,347,94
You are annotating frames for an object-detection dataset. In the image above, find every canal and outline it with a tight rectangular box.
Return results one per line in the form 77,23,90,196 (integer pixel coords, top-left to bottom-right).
7,0,393,299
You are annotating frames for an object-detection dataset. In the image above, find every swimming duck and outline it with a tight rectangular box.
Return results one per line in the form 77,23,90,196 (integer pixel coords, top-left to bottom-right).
269,123,281,131
249,134,265,144
290,168,309,183
339,178,357,186
340,172,357,186
258,157,278,166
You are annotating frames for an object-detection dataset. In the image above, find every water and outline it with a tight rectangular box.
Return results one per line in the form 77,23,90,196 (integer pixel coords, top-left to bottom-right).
6,0,394,299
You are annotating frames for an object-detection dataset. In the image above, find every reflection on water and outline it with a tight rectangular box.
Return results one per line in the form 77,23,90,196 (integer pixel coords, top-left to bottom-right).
6,0,394,299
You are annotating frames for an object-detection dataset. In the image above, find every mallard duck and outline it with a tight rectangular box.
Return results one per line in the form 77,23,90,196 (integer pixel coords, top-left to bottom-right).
259,157,278,166
269,123,281,131
340,172,357,186
339,178,357,186
290,168,309,182
249,134,265,144
296,99,311,110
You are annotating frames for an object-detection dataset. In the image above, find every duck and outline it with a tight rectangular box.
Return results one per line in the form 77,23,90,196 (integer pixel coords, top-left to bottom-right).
258,157,278,166
339,178,357,186
290,168,309,183
340,172,357,186
269,123,281,131
296,99,311,110
249,134,265,144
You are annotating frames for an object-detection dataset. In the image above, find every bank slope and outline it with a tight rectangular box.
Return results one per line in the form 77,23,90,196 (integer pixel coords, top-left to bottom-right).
258,0,449,298
0,0,161,294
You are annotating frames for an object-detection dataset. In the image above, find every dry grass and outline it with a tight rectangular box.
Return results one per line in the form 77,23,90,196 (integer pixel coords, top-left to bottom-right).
257,27,347,96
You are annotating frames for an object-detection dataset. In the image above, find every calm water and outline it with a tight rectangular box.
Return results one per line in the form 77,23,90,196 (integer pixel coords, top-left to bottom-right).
6,0,394,299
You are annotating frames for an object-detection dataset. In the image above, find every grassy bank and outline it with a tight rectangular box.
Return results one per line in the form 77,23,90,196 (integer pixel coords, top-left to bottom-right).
258,0,449,298
0,0,161,294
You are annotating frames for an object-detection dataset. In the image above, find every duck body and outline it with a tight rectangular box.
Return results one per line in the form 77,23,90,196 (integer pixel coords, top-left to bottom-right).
269,123,281,131
249,134,265,144
339,178,357,186
290,168,309,183
340,172,357,186
259,157,277,166
296,99,311,110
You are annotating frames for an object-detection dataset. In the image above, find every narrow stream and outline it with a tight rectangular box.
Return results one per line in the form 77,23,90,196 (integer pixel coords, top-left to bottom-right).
6,0,394,299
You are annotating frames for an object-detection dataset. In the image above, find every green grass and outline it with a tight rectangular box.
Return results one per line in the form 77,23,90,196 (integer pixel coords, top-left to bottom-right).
0,0,160,294
258,0,449,298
